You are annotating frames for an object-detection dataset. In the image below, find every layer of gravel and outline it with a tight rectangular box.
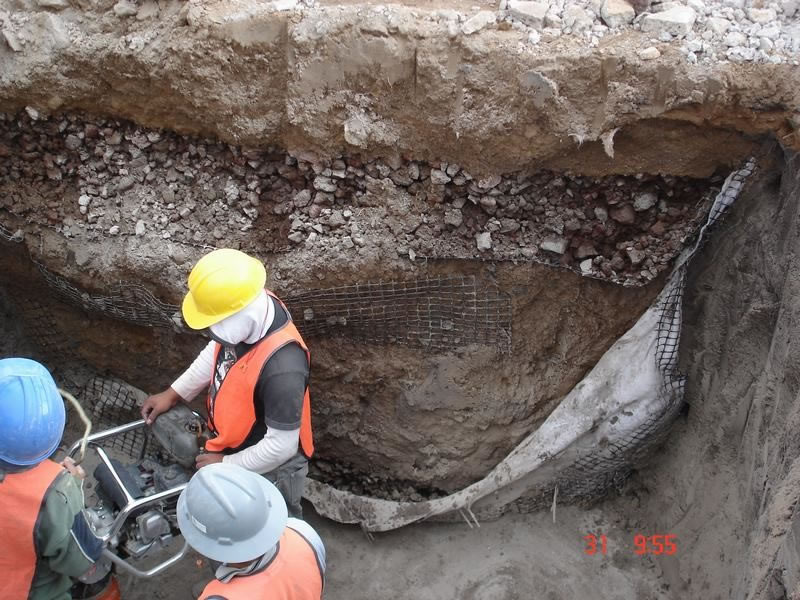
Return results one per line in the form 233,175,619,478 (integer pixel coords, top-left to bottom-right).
491,0,800,65
0,110,722,286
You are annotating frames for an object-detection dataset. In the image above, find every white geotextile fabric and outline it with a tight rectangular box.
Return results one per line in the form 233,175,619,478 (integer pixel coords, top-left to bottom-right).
305,159,757,532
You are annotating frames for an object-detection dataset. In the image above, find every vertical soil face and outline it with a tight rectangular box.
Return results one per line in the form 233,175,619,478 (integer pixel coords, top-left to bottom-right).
617,149,800,599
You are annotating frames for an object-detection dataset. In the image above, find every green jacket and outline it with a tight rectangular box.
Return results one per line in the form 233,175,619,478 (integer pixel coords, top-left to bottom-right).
29,470,103,600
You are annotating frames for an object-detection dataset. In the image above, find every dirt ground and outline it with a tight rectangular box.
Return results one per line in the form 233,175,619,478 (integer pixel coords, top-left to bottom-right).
116,502,670,600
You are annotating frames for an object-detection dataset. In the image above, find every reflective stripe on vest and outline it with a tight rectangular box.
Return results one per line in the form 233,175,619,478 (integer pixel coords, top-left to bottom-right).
205,291,314,458
201,527,323,600
0,460,65,600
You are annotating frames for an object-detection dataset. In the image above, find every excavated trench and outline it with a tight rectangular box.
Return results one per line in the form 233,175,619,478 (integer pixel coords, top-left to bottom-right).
2,0,800,597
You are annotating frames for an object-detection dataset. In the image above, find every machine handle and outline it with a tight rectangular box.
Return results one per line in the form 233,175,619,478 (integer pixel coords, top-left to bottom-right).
102,541,190,578
66,420,148,459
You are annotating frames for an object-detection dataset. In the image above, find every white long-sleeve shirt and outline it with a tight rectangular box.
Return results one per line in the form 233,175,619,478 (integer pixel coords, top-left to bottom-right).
171,341,300,474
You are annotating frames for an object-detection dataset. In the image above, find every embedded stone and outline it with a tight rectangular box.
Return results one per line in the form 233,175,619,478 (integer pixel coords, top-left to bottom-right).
610,205,635,224
477,174,502,190
748,7,776,23
638,47,661,60
540,236,568,254
633,192,657,211
113,0,138,16
444,209,463,227
575,243,599,259
462,11,496,35
641,6,696,37
430,169,451,185
600,0,635,28
507,0,548,29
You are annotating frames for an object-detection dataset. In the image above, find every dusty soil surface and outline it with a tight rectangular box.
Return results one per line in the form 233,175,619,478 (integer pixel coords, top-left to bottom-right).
116,503,671,600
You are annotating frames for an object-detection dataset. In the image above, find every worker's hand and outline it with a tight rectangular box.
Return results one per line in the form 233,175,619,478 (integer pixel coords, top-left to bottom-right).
141,388,181,425
196,452,225,469
60,456,87,480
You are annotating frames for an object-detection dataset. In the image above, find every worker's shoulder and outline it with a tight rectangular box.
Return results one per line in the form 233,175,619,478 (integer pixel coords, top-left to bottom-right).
287,518,325,550
264,340,309,371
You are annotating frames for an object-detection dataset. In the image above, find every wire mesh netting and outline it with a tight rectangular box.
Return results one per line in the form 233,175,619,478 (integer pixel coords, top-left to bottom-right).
0,221,19,243
36,263,182,330
289,276,512,353
4,242,512,353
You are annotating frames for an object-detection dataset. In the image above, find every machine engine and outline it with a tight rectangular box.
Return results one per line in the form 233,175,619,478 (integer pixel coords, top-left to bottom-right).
79,405,207,575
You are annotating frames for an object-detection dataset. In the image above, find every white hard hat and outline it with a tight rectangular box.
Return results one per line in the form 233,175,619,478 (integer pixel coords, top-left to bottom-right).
177,463,288,563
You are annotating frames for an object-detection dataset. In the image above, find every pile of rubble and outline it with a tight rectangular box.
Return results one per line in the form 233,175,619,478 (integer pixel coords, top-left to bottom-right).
0,111,721,285
491,0,799,64
2,0,797,66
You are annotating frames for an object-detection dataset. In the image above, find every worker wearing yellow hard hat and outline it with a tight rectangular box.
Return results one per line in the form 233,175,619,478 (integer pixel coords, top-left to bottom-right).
142,248,314,518
180,248,267,329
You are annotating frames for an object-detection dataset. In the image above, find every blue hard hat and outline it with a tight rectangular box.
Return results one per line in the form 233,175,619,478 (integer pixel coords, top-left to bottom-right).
0,358,65,466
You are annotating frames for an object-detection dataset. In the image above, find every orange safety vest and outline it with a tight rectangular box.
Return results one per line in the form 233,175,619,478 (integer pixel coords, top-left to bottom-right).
201,527,323,600
205,291,314,458
0,459,65,600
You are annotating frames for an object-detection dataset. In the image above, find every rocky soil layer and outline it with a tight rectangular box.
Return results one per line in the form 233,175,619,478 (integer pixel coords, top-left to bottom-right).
1,111,724,286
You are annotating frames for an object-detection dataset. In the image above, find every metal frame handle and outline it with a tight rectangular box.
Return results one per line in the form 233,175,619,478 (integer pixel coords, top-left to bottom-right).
102,541,190,578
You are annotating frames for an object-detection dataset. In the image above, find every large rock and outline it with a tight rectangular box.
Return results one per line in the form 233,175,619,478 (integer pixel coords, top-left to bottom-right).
475,232,492,251
633,191,657,211
540,236,568,254
706,16,731,36
747,7,776,23
113,0,138,17
507,0,548,29
37,0,70,10
563,6,593,31
462,11,496,35
600,0,635,28
610,204,636,224
641,6,696,37
444,209,463,228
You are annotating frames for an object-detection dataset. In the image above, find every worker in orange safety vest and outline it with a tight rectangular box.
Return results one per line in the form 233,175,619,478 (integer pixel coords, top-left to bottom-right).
177,463,325,600
141,248,313,517
0,357,105,600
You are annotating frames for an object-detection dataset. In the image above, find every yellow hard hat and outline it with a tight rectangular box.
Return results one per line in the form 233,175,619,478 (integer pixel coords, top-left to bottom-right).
181,249,267,330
